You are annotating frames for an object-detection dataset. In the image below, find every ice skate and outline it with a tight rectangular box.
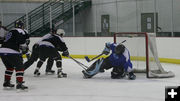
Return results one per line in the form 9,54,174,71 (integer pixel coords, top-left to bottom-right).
128,72,136,80
34,69,40,76
3,80,15,89
57,70,67,78
16,82,28,92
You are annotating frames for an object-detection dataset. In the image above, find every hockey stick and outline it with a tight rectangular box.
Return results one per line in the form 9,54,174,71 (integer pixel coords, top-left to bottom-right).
84,53,104,62
68,56,88,70
119,40,126,44
84,40,127,62
28,49,32,53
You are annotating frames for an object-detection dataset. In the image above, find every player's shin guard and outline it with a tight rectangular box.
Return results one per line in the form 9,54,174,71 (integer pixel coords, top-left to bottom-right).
4,68,14,81
15,68,28,90
34,60,44,76
15,68,24,83
56,60,67,78
46,58,54,71
82,59,104,78
37,60,44,68
56,59,62,67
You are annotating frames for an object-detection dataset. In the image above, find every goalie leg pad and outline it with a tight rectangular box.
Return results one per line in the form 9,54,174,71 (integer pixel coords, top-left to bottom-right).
82,59,104,78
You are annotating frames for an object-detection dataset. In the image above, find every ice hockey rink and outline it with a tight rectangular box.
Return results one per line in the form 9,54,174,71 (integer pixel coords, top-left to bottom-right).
0,58,179,101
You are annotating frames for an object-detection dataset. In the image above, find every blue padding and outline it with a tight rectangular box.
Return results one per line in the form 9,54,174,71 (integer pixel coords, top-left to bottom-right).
88,59,104,76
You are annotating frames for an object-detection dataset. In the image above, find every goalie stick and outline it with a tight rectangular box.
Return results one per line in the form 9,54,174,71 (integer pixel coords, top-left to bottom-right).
84,40,126,62
68,56,88,70
84,53,104,62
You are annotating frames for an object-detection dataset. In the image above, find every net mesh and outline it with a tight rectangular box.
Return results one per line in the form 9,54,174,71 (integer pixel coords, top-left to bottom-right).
114,32,174,78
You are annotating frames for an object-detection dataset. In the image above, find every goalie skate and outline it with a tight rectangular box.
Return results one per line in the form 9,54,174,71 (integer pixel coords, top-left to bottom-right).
128,72,136,80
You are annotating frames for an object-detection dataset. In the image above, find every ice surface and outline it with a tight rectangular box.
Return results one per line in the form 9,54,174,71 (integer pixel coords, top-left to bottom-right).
0,59,179,101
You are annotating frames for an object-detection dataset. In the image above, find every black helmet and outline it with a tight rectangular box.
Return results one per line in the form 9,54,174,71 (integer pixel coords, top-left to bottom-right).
15,20,24,28
115,44,125,55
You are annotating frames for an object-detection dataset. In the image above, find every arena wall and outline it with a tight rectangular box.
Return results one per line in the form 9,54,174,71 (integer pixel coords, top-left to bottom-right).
29,37,180,64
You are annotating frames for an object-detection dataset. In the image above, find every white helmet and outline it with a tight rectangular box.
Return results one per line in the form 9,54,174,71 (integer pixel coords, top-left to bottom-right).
57,29,65,37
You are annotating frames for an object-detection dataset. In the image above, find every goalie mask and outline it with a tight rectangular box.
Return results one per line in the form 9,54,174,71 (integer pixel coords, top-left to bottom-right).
15,20,24,29
57,29,65,37
115,44,125,55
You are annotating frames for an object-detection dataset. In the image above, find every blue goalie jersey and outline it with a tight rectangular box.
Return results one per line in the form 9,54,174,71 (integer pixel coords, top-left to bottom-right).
108,43,133,72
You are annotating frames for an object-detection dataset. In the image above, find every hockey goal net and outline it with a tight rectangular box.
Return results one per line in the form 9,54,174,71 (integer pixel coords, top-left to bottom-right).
114,32,175,78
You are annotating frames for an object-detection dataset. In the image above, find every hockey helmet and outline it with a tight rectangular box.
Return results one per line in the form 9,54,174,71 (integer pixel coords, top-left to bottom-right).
115,43,125,55
57,29,65,37
15,20,24,28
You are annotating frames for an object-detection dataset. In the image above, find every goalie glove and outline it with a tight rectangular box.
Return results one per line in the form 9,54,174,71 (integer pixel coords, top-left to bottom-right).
62,50,69,57
102,42,111,55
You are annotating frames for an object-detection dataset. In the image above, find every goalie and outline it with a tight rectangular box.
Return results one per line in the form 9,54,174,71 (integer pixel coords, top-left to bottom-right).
82,42,136,80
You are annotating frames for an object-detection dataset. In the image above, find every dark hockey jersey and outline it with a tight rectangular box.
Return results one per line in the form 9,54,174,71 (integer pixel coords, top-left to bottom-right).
0,28,29,55
40,34,68,52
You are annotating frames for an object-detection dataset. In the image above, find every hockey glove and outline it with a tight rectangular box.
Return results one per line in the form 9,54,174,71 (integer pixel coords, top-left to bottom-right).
102,48,110,55
20,44,29,54
105,42,111,48
102,45,110,55
62,50,69,57
25,39,30,45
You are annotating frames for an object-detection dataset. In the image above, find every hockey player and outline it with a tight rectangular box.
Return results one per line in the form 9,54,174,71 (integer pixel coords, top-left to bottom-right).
24,29,57,74
82,42,136,80
33,29,69,78
0,20,29,90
